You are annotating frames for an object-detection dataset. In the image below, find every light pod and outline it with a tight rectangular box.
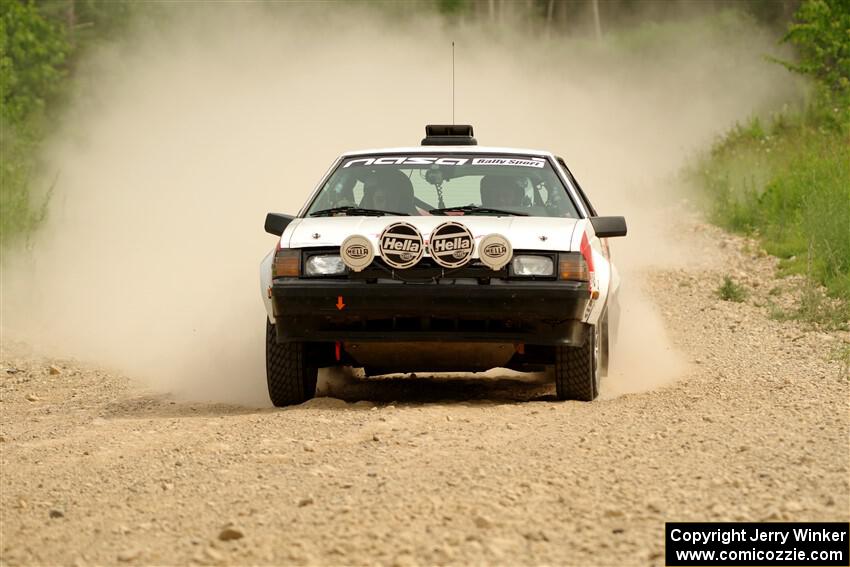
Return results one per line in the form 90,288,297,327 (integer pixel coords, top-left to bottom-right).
379,222,424,269
478,233,512,270
429,222,475,268
340,235,374,272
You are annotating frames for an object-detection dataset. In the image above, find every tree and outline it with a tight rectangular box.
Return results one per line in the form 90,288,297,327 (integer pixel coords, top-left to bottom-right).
1,2,68,243
591,0,602,40
0,1,68,124
780,0,850,95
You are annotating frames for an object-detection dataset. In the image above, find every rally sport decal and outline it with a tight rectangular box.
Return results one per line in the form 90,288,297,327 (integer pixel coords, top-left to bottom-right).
343,156,546,169
429,222,474,269
379,222,424,270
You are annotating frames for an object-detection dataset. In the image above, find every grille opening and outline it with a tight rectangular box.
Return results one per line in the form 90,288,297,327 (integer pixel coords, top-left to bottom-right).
316,316,536,335
431,318,456,332
395,317,420,332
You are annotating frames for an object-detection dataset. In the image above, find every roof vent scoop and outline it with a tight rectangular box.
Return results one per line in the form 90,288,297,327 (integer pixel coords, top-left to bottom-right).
421,124,477,146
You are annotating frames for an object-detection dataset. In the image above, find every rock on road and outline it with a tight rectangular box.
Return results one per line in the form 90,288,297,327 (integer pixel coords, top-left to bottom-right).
1,223,848,567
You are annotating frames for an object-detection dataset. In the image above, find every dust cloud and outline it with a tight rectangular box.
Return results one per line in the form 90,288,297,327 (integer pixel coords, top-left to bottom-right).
1,4,798,405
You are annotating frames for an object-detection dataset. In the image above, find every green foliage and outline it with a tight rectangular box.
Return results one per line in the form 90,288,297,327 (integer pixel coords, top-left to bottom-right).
0,1,68,123
779,0,850,95
768,286,850,330
696,0,850,308
794,287,850,330
716,276,748,302
1,1,69,244
695,117,850,300
435,0,470,16
774,0,850,132
38,0,142,54
0,118,44,242
833,341,850,376
1,1,145,245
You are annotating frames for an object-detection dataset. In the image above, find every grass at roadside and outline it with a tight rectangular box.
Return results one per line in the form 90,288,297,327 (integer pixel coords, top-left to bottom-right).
716,276,748,303
691,104,850,329
0,118,53,246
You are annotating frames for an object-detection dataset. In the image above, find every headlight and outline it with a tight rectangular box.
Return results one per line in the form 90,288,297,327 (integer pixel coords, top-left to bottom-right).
510,255,554,277
304,254,346,276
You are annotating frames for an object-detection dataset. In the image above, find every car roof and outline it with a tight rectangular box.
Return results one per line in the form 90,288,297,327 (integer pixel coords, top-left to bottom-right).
340,146,556,159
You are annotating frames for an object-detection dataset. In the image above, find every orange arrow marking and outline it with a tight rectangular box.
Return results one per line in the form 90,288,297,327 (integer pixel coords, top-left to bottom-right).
336,296,345,310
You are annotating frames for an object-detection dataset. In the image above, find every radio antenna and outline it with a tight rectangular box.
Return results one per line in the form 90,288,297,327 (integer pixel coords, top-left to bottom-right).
452,41,455,124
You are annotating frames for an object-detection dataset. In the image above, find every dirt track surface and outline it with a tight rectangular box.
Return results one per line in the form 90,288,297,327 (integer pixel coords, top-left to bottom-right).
2,223,848,567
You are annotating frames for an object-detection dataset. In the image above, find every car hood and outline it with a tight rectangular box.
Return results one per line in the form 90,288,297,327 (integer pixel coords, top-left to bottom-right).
285,215,579,253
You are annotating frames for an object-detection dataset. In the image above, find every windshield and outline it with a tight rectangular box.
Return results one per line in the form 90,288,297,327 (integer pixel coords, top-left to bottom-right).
305,154,580,218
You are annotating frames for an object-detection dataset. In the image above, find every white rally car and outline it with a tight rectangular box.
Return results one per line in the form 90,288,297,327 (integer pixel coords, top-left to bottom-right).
260,125,627,406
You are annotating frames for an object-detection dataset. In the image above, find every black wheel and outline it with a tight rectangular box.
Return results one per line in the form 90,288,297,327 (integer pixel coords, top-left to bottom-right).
600,311,610,378
554,323,600,401
265,320,318,407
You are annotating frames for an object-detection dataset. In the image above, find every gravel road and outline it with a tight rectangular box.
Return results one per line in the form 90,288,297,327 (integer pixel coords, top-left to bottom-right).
1,222,848,567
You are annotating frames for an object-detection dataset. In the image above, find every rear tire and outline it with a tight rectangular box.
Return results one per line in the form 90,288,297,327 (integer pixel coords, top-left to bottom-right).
600,311,610,378
554,324,600,401
266,320,318,407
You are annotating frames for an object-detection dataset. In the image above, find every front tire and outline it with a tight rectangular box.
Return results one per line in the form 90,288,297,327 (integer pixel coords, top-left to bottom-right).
265,320,318,407
554,324,600,401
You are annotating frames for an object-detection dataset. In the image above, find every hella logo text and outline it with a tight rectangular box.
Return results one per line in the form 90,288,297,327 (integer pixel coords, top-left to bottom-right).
345,245,369,259
432,237,471,252
484,243,508,257
382,237,421,252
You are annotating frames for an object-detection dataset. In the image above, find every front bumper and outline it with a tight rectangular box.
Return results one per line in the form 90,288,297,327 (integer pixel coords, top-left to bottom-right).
271,279,590,346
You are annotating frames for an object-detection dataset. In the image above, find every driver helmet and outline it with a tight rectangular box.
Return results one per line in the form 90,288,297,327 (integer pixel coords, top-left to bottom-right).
480,175,525,208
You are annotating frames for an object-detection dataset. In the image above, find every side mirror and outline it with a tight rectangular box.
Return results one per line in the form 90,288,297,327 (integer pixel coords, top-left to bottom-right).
264,213,295,236
590,216,627,238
